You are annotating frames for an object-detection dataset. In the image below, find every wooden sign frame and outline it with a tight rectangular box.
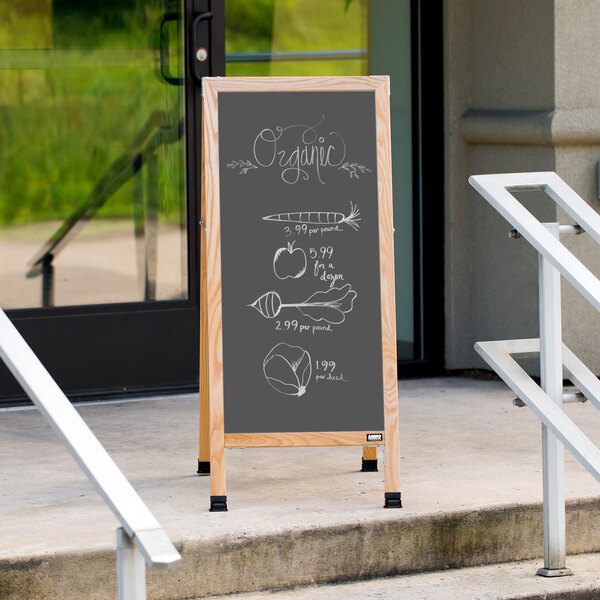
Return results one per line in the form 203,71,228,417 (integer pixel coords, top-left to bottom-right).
199,76,400,511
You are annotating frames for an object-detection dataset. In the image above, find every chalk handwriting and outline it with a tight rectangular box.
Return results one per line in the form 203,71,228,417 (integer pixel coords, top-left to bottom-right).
226,115,370,184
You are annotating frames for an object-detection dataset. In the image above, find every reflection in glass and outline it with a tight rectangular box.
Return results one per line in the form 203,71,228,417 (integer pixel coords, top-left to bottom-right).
0,0,187,308
225,0,368,77
225,0,415,360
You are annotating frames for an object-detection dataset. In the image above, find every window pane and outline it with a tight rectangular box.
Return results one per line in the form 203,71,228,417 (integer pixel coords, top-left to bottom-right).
0,0,187,308
225,0,415,361
225,0,368,77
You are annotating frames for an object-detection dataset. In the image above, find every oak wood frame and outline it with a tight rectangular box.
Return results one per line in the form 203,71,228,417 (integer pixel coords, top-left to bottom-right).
200,76,399,508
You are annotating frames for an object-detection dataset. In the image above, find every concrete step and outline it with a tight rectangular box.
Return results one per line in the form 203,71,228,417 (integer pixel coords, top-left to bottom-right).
3,499,600,599
220,553,600,600
3,378,600,599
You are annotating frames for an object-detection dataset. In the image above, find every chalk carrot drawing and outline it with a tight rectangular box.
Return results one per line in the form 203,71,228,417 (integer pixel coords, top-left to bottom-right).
249,284,356,325
262,202,360,231
263,343,312,397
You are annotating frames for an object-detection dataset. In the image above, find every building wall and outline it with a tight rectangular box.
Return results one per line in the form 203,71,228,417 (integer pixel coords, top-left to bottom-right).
444,0,600,373
554,1,600,374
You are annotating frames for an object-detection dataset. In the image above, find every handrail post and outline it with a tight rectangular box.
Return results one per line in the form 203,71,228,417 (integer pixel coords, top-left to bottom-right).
537,223,570,576
117,528,147,600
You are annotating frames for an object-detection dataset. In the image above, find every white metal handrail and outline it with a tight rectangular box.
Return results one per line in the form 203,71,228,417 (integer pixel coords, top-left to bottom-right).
470,172,600,577
474,339,600,481
0,308,180,599
471,172,600,310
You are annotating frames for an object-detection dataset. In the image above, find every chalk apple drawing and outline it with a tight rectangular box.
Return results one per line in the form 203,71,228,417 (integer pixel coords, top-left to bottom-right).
273,242,307,280
263,343,312,397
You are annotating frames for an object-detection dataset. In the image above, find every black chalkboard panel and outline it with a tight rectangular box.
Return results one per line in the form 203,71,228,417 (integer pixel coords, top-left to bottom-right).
217,91,384,434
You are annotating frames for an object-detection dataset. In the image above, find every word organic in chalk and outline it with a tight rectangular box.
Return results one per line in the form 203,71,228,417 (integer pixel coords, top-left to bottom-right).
227,115,371,185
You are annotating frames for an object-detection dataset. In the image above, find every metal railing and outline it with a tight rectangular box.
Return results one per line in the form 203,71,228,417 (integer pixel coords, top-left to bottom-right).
469,171,600,576
0,307,181,598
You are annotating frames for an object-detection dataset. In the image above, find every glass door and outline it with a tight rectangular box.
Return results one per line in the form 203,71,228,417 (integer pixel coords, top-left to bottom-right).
0,0,224,402
224,0,440,369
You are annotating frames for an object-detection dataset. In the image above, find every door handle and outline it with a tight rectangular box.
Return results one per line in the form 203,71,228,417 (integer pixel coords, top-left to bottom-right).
159,12,184,86
190,11,213,83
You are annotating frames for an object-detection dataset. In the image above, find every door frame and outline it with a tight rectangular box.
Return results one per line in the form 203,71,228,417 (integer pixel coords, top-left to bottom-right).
397,0,444,377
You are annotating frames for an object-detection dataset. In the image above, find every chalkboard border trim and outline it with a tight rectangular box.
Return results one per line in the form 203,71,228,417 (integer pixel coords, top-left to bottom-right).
225,431,385,448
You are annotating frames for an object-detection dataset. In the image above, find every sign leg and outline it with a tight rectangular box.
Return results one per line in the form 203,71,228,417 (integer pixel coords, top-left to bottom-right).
198,232,210,476
361,446,378,472
198,395,210,474
384,405,401,508
210,437,227,511
198,324,210,475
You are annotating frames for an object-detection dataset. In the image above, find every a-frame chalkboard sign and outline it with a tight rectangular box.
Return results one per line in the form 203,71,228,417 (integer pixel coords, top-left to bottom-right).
199,76,400,511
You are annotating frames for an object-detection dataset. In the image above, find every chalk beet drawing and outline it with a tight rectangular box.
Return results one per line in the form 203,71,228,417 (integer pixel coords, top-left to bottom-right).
262,202,360,231
273,242,307,280
263,343,312,396
249,284,356,325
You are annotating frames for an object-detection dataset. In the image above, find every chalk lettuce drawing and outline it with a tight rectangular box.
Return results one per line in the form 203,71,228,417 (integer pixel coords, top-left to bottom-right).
263,202,360,231
273,242,307,279
263,343,312,396
226,115,371,184
249,284,357,325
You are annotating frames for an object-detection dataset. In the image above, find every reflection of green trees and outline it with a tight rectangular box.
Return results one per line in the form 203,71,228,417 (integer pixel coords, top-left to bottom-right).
225,0,367,77
0,65,185,226
0,1,183,227
52,0,151,49
0,0,365,227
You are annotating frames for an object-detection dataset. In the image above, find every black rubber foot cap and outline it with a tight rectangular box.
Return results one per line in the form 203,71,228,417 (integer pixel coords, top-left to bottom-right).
210,495,228,512
384,492,402,508
361,458,378,472
197,460,210,475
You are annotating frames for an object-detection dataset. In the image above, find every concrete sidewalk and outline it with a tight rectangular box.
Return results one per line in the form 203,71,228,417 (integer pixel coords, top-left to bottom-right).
2,376,600,598
224,553,600,600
